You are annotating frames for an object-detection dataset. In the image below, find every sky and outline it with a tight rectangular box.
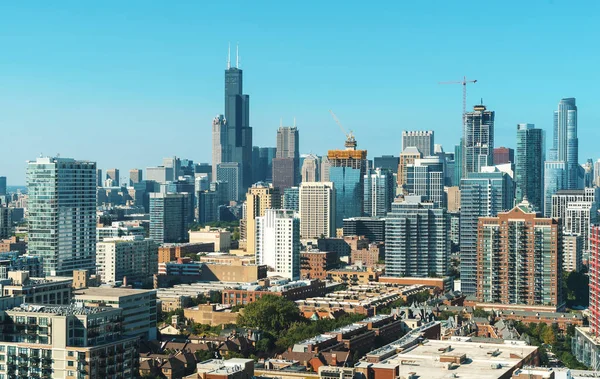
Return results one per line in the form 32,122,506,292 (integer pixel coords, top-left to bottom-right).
1,0,599,185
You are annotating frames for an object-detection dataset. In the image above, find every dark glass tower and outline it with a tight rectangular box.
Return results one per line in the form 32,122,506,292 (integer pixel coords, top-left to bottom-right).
515,124,545,212
224,51,253,193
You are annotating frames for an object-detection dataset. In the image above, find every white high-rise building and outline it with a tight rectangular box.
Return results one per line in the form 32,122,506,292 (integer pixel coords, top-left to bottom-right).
552,188,599,253
27,157,97,276
96,236,158,285
299,182,336,238
255,209,300,280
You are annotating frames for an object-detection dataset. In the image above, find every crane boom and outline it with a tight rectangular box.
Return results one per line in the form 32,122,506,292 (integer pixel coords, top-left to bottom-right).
329,109,347,136
439,76,478,122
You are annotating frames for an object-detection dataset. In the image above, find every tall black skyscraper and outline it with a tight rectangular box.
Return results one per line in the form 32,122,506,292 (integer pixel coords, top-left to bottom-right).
224,45,253,192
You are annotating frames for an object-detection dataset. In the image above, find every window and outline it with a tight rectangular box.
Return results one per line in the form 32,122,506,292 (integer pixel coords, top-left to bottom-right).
68,361,74,367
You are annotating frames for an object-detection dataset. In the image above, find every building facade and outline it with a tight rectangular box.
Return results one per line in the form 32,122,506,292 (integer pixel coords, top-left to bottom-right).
301,154,320,182
96,236,158,285
515,123,545,212
401,130,434,157
551,98,578,189
27,157,97,276
299,182,336,238
476,201,563,308
149,193,192,243
463,104,494,177
255,209,300,280
363,168,394,217
551,188,599,254
405,156,446,207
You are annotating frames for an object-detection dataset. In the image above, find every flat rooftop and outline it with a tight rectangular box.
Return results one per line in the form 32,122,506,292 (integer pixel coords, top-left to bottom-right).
9,303,117,316
357,339,538,379
73,287,155,299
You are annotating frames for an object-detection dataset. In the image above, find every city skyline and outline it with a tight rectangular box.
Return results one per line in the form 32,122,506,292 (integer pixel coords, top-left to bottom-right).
2,1,600,183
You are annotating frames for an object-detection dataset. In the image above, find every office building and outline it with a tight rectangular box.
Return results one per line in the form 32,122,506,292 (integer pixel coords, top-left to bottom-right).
283,186,300,212
73,287,157,340
563,234,583,273
402,130,434,157
149,192,192,243
255,209,300,280
363,168,394,217
476,200,563,307
212,114,228,180
583,159,595,188
373,155,400,172
385,196,449,278
0,176,5,195
328,136,368,227
162,156,180,182
245,183,281,255
256,147,276,183
106,168,119,187
454,140,463,185
145,166,173,184
272,158,296,192
27,157,97,276
595,160,600,187
197,190,219,224
552,188,599,253
216,162,242,202
550,98,579,189
320,156,331,182
463,104,494,177
129,168,142,186
301,154,320,182
272,126,299,191
397,146,423,189
96,236,158,285
0,206,9,239
299,182,336,238
405,156,446,207
544,161,567,217
446,186,460,212
343,217,385,242
515,123,545,212
460,170,513,295
0,303,139,379
493,147,514,165
96,169,103,187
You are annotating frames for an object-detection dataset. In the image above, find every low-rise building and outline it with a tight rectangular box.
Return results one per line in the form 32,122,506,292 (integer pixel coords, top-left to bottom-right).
73,287,157,340
222,279,333,306
0,252,42,278
97,221,145,241
0,236,27,254
1,271,72,304
183,304,239,326
189,227,232,252
158,242,215,263
157,257,267,283
0,303,139,379
189,358,254,379
301,251,338,280
327,267,381,285
350,243,384,267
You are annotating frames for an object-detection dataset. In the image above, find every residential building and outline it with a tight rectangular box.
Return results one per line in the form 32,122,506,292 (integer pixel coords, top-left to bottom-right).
563,234,583,273
463,104,494,177
197,190,219,224
96,236,158,285
405,156,446,207
149,192,192,243
476,200,563,308
544,161,567,217
493,147,514,165
0,206,9,239
402,130,434,157
351,243,384,267
255,209,300,280
0,237,26,254
106,168,120,187
301,251,338,280
189,227,231,252
73,287,157,340
328,137,367,227
515,123,545,212
302,154,320,182
97,221,145,242
245,183,281,255
446,186,460,212
0,252,43,279
0,176,5,195
397,147,422,188
283,186,300,212
27,157,97,276
551,98,579,189
385,196,449,278
193,358,254,379
183,304,239,326
552,188,599,253
0,303,139,379
363,168,394,217
327,267,381,285
216,162,242,202
1,271,72,304
157,242,213,263
460,171,514,295
299,182,336,238
343,218,385,243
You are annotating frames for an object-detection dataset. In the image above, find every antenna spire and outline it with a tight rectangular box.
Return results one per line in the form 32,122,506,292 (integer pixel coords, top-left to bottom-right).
236,42,239,68
227,43,231,69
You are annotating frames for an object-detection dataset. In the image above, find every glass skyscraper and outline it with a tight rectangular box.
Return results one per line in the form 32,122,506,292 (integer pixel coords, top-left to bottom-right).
149,192,192,243
463,104,494,177
515,123,545,212
460,171,513,295
363,168,394,217
330,166,363,227
27,157,97,276
283,187,300,212
551,98,578,189
405,156,446,207
385,195,449,278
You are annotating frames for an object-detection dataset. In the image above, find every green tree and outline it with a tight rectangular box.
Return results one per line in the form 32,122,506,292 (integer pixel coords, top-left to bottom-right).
237,295,303,335
542,327,556,345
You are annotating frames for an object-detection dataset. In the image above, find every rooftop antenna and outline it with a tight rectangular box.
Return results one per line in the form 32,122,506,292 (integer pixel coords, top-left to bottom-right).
236,42,239,68
227,43,231,69
480,98,484,105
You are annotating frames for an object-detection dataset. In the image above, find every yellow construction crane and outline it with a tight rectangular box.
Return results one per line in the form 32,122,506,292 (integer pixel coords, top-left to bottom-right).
329,110,356,149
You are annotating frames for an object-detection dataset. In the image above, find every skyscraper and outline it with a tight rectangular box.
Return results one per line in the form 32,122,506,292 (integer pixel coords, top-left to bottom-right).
255,209,300,280
551,188,599,254
223,46,253,192
544,161,567,217
212,115,228,180
463,104,494,177
106,168,120,187
454,140,463,185
363,168,394,217
385,196,449,278
245,183,281,255
373,155,400,172
515,123,545,211
283,187,299,212
301,154,320,182
493,147,514,165
273,126,300,191
328,135,367,227
129,169,143,186
149,193,192,243
460,170,513,295
27,157,97,276
476,200,563,307
402,130,434,157
397,147,422,189
0,176,6,195
405,156,446,207
299,182,336,238
216,162,242,202
96,169,103,187
551,98,578,189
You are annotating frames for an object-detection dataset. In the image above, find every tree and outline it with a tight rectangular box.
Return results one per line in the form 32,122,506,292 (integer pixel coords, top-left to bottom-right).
237,295,303,335
542,327,556,345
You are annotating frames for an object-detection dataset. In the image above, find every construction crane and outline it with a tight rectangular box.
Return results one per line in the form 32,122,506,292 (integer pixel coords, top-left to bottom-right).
439,76,478,121
329,110,356,149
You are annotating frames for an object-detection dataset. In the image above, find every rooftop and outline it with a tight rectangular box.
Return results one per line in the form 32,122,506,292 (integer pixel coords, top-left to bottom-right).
9,303,117,316
73,287,155,299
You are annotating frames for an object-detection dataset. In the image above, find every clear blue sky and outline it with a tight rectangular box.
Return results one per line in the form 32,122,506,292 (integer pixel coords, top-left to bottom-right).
1,0,599,184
